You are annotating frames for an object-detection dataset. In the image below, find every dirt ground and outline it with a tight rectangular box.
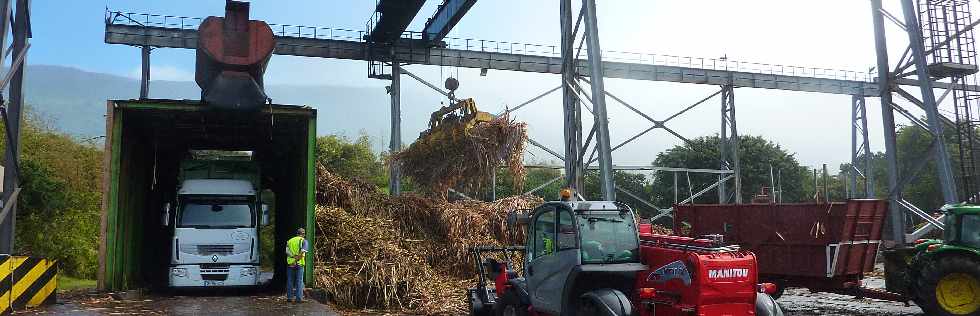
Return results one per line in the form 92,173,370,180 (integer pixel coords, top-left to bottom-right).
13,291,339,316
17,272,927,316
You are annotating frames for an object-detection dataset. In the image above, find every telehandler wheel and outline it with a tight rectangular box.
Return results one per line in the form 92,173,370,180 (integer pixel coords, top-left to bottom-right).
754,292,784,316
915,255,980,316
493,290,529,316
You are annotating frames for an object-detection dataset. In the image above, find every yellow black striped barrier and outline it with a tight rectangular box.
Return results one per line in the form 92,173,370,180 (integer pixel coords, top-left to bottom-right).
0,255,57,315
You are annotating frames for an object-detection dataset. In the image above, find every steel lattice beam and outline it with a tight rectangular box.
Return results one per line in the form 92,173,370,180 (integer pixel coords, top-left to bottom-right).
107,23,978,97
850,95,873,198
718,85,741,204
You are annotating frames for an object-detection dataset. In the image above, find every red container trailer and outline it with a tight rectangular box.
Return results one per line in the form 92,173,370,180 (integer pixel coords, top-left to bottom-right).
673,200,888,295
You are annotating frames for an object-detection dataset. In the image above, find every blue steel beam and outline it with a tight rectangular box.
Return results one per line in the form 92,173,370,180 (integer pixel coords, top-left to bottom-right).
422,0,477,43
366,0,426,43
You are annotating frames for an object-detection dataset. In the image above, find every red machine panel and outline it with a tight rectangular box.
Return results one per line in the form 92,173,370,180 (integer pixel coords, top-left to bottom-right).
673,200,887,290
635,225,757,316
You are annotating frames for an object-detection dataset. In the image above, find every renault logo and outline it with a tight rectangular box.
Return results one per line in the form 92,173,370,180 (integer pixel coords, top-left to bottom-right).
212,255,219,262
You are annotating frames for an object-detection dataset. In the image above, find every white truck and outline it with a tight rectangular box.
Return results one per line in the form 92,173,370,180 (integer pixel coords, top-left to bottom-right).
162,152,269,288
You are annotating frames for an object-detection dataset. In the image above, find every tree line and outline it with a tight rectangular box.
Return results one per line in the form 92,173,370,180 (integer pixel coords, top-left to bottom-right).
4,116,954,280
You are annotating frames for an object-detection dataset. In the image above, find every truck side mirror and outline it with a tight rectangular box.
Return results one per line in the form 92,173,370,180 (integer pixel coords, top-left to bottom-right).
162,203,171,227
261,204,269,226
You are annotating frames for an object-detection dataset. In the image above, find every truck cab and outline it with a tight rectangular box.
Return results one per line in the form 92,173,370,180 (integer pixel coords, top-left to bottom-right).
163,153,269,288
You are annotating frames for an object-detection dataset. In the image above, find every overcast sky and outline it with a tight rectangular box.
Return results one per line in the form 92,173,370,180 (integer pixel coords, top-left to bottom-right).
30,0,953,171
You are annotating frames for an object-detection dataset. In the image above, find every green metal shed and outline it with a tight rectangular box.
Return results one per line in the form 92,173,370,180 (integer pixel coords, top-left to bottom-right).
98,99,317,291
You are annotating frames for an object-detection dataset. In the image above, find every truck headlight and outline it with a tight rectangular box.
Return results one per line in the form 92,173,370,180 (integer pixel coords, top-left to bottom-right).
240,267,256,277
172,268,187,278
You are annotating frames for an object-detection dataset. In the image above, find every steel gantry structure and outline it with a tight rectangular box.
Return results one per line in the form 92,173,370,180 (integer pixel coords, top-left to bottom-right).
106,1,980,242
0,0,30,254
870,0,980,243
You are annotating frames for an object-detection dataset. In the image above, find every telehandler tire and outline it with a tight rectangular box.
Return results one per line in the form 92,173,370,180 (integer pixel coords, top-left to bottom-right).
755,292,784,316
494,290,529,316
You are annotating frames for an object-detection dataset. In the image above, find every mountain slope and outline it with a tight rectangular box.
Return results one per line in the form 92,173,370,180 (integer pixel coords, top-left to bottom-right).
22,65,429,145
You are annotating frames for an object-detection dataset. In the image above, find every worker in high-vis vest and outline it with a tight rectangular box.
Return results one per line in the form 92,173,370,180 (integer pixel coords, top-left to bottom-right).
286,227,308,303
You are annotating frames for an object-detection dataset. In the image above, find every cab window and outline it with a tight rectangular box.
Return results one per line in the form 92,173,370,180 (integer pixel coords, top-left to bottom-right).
531,206,556,260
579,211,639,264
961,215,980,248
557,210,577,250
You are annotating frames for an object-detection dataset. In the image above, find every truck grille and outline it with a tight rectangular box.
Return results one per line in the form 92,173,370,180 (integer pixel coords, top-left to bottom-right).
201,274,228,281
198,245,234,255
200,263,230,275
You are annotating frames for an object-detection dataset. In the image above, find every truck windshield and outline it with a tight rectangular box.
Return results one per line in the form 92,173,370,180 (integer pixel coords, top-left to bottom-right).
962,215,980,248
578,212,639,264
178,199,254,228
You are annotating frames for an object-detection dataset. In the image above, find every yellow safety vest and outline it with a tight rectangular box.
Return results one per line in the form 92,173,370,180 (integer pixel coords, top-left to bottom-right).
286,236,306,266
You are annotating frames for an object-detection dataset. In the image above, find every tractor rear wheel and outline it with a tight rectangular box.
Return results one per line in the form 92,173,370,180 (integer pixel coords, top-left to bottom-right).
493,290,528,316
915,254,980,316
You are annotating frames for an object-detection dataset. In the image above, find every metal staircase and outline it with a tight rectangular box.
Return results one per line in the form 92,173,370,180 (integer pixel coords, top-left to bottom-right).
920,0,980,199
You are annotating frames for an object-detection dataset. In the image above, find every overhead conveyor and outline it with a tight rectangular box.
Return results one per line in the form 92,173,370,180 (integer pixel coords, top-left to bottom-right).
422,0,478,44
364,0,427,43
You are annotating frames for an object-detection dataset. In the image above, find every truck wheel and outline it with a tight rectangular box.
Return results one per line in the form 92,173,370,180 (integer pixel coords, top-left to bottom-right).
755,293,785,316
493,290,528,316
915,254,980,316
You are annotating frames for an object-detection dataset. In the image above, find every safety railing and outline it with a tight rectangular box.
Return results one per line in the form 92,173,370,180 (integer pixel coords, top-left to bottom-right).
106,9,875,83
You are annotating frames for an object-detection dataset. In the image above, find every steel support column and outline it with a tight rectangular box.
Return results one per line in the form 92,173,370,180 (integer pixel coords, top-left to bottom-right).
581,0,615,200
389,62,402,196
850,95,874,198
718,85,741,204
560,0,584,193
140,45,150,99
0,0,28,254
901,0,959,204
0,0,11,255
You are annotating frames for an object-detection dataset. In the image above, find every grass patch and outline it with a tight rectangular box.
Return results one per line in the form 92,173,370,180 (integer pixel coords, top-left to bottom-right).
57,275,96,291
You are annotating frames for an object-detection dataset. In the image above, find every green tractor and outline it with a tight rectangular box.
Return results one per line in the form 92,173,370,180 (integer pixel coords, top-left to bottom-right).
891,203,980,316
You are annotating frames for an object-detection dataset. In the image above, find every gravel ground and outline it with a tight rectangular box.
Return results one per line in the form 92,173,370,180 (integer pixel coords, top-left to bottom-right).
778,277,924,316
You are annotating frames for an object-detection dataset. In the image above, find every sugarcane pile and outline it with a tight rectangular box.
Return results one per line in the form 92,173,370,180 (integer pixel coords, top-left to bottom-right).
390,113,528,199
313,166,541,314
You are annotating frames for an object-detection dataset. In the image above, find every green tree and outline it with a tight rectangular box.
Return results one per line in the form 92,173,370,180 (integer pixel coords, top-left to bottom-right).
651,135,809,205
0,113,104,278
581,170,658,217
838,124,960,212
315,134,387,188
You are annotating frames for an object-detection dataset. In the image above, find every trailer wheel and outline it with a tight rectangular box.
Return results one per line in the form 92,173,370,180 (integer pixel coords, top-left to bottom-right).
769,279,787,300
915,254,980,316
493,290,528,316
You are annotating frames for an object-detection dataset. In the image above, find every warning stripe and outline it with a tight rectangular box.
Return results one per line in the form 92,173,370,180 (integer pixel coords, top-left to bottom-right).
13,264,55,308
0,256,57,316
